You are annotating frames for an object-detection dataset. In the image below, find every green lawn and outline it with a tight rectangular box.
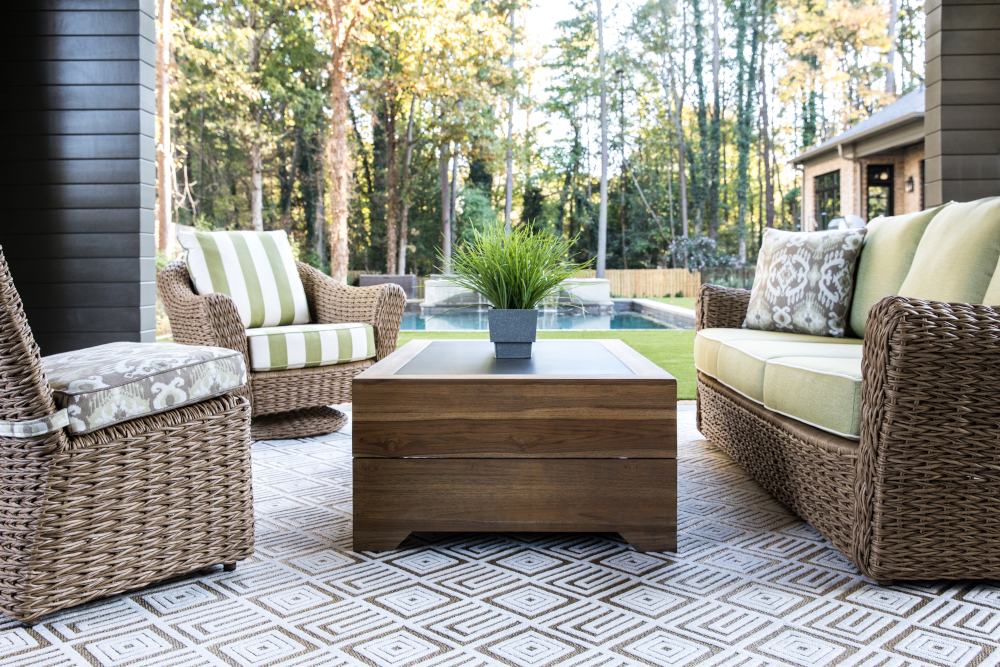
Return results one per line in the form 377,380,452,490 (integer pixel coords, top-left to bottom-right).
647,296,697,310
396,329,696,399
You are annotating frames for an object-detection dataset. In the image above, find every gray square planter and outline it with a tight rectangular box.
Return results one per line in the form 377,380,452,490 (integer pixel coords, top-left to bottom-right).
488,309,538,359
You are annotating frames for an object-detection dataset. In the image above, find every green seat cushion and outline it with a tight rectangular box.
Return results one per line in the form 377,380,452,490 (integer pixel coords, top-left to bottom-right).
762,356,863,439
694,328,861,380
716,339,863,403
897,197,1000,305
179,230,311,328
246,323,375,372
849,205,946,337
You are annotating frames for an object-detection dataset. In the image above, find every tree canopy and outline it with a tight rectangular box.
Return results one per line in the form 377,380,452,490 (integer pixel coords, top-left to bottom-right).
159,0,924,274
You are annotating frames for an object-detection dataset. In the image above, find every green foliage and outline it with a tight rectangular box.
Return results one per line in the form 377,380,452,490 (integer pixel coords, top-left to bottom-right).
168,0,922,277
456,187,496,244
668,236,741,269
441,221,594,310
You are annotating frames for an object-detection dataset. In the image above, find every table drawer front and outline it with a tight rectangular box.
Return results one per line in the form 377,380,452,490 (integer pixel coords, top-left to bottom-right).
354,458,677,535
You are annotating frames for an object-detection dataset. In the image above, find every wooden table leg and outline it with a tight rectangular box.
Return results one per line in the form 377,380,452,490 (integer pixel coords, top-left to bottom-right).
353,530,410,552
620,531,677,553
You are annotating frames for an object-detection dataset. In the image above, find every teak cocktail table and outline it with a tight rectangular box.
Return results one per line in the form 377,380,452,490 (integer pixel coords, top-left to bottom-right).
352,339,677,552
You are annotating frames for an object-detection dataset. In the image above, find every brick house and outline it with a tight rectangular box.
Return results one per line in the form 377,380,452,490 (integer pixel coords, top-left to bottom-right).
793,87,927,232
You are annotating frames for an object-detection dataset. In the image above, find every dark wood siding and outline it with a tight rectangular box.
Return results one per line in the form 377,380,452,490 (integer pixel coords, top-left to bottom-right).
925,0,1000,206
0,0,155,354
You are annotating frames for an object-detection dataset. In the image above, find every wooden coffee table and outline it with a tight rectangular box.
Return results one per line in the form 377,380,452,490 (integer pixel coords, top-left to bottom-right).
352,339,677,552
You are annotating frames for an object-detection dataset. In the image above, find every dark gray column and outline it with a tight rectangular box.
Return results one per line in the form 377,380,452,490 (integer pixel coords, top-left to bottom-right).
924,0,1000,206
0,0,156,355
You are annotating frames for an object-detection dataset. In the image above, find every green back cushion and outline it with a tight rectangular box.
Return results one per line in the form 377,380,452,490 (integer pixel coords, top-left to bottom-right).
849,205,946,337
982,250,1000,305
179,230,310,328
897,197,1000,305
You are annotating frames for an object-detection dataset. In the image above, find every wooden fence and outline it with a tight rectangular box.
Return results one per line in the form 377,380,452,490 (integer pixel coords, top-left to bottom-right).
575,269,702,298
349,269,704,299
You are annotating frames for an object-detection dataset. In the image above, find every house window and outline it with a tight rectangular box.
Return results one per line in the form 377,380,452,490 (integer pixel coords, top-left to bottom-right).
814,170,840,230
867,164,894,219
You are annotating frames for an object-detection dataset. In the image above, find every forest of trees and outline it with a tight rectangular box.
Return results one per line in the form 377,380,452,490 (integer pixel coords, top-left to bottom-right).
156,0,925,279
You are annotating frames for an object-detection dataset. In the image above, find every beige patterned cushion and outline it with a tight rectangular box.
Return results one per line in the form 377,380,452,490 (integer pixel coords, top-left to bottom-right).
745,227,867,338
43,342,247,435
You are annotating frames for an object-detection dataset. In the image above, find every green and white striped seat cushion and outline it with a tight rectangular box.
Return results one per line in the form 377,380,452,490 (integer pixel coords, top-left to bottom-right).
246,323,376,372
179,230,310,328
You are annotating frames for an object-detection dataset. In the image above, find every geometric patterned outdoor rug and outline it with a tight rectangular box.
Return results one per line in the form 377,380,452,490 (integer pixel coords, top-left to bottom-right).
2,406,999,667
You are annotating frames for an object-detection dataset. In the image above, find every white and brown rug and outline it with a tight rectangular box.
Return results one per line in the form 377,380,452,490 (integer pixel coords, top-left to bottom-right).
2,406,999,667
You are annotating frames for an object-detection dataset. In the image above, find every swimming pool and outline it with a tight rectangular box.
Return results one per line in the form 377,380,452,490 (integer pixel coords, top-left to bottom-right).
400,309,688,331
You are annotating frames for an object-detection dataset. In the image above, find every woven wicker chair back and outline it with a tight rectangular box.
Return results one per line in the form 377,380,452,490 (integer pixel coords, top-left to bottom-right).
0,247,58,422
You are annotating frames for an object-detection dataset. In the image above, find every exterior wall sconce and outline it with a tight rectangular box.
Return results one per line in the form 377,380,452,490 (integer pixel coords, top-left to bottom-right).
906,176,915,192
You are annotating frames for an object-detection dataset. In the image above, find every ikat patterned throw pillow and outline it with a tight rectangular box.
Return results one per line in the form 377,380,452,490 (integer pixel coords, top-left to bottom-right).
745,227,867,337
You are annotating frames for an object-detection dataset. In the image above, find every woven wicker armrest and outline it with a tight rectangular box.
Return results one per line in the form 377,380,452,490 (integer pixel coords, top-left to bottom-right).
157,260,251,366
853,295,1000,582
695,284,751,331
296,263,407,360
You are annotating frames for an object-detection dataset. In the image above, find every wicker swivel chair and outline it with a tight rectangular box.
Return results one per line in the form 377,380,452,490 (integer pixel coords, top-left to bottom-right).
0,249,253,625
158,259,406,440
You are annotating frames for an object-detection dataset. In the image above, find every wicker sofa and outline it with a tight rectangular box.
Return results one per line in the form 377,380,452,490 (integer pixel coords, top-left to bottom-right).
696,197,1000,584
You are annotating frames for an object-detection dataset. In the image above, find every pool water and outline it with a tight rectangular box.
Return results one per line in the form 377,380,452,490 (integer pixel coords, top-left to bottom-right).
401,310,684,331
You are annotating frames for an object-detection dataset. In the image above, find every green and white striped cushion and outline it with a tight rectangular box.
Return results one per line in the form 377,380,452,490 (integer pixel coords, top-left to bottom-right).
246,323,376,372
179,230,310,328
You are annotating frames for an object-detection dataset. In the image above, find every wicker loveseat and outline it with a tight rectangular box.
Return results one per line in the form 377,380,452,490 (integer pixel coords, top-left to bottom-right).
159,256,406,440
696,197,1000,584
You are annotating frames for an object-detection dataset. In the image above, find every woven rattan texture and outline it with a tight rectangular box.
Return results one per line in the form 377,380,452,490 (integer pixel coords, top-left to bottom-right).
695,284,751,331
17,395,254,625
157,261,253,406
697,281,1000,583
251,406,348,440
0,249,255,625
698,376,856,562
854,296,1000,583
250,360,371,417
158,260,405,437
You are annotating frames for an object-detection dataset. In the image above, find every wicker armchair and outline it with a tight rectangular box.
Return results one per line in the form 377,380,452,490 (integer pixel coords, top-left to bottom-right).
158,260,406,440
0,249,253,625
696,283,1000,583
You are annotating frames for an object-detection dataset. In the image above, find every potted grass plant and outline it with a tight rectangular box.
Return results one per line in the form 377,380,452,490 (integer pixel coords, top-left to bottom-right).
440,220,593,358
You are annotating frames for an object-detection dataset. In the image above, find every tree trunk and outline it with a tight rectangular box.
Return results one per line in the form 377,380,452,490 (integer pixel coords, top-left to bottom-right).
384,92,399,275
324,0,357,283
398,97,416,274
248,7,263,232
450,146,459,250
735,0,762,263
666,141,676,268
315,138,326,263
677,126,688,269
439,145,451,270
761,58,775,229
558,121,579,239
619,72,627,269
282,125,303,222
504,8,516,232
691,0,707,237
156,0,173,253
595,0,609,278
886,0,898,94
707,0,722,239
